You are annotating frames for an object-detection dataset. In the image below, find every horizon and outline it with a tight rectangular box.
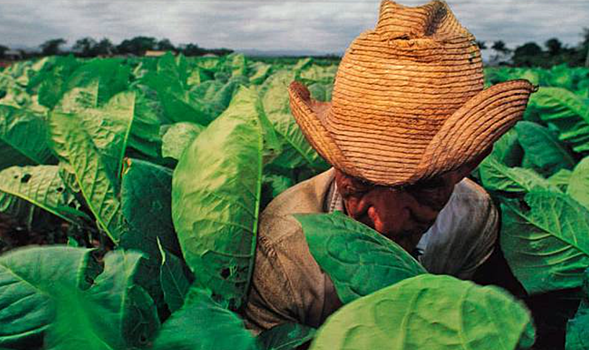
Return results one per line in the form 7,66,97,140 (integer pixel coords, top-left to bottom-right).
1,0,588,58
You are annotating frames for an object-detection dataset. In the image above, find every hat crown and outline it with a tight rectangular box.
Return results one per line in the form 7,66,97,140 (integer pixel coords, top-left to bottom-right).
375,0,471,41
325,0,484,180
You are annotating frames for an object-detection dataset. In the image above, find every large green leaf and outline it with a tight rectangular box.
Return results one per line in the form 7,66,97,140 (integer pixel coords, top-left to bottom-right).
549,169,573,191
260,69,327,170
0,104,55,170
568,157,589,210
258,323,316,350
501,190,589,294
0,247,94,347
158,241,191,313
157,52,188,87
151,288,257,350
34,55,82,108
526,87,589,152
61,58,131,108
160,122,205,161
566,269,589,350
120,158,179,259
515,121,575,177
44,250,160,350
226,53,248,78
478,157,553,195
294,212,426,304
139,65,213,125
248,62,271,85
172,86,266,309
49,92,136,243
120,158,181,308
307,82,333,103
126,86,169,162
310,275,534,350
299,63,337,85
490,129,523,167
0,165,89,226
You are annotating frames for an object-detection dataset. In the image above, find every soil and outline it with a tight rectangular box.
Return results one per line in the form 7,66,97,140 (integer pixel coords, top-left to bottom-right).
0,213,68,253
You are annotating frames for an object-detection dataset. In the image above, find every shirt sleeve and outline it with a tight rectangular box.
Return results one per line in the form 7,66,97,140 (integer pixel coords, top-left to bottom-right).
241,214,332,334
418,178,499,279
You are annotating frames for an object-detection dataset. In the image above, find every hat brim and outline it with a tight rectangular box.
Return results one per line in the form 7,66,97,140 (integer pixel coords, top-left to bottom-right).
289,79,535,186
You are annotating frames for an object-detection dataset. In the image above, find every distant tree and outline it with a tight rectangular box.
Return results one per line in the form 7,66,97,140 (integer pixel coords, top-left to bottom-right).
40,38,67,56
95,38,116,56
490,40,510,65
582,27,589,67
73,37,97,57
545,38,563,56
157,39,175,52
117,36,157,55
512,42,543,67
209,48,233,56
181,43,205,56
475,40,487,50
0,45,8,58
491,41,509,54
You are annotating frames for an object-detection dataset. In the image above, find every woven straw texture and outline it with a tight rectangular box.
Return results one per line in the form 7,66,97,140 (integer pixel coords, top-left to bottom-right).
289,0,535,186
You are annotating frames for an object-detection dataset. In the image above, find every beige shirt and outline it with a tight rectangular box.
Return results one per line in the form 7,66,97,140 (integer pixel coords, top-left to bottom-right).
242,169,498,334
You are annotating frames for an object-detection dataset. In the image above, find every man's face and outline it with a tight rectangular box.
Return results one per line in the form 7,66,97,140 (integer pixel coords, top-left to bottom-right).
334,156,486,252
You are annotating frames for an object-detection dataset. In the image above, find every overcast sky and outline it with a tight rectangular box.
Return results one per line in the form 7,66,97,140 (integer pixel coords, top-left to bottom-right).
1,0,588,55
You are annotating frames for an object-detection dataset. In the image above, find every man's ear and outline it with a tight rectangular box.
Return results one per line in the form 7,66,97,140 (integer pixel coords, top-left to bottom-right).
334,169,372,199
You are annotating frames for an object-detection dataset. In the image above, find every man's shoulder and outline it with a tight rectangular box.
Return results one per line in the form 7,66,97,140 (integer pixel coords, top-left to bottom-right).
259,168,335,245
453,177,493,205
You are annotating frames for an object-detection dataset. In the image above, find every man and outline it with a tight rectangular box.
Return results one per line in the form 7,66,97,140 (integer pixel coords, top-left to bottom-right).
243,0,534,333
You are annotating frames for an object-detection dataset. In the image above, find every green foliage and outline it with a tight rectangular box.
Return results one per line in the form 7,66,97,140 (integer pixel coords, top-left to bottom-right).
151,288,257,350
2,55,589,350
158,242,191,313
0,104,55,170
260,68,327,171
0,165,88,227
0,247,94,347
515,121,575,176
44,250,160,350
172,86,267,309
501,190,589,294
310,275,534,350
478,157,553,194
549,169,573,191
568,157,589,209
258,323,316,350
295,212,426,304
526,87,589,152
160,122,204,160
120,158,182,309
566,269,589,350
49,91,135,243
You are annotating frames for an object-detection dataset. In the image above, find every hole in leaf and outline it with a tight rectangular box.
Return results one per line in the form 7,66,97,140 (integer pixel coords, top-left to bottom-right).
221,268,230,279
21,174,32,183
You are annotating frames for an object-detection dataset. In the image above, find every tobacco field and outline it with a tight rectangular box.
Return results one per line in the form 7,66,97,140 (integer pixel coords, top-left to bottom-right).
0,53,589,350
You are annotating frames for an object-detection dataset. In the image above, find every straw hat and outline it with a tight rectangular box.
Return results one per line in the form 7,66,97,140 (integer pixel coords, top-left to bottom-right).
289,0,535,186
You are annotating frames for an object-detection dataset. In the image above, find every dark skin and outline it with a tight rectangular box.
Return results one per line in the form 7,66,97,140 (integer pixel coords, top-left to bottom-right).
334,150,491,253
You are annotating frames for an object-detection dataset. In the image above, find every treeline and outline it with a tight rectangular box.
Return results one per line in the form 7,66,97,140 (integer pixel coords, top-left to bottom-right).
2,31,589,67
479,28,589,67
0,36,233,59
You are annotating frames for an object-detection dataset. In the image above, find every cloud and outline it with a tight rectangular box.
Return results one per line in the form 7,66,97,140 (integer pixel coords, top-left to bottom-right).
0,0,587,54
